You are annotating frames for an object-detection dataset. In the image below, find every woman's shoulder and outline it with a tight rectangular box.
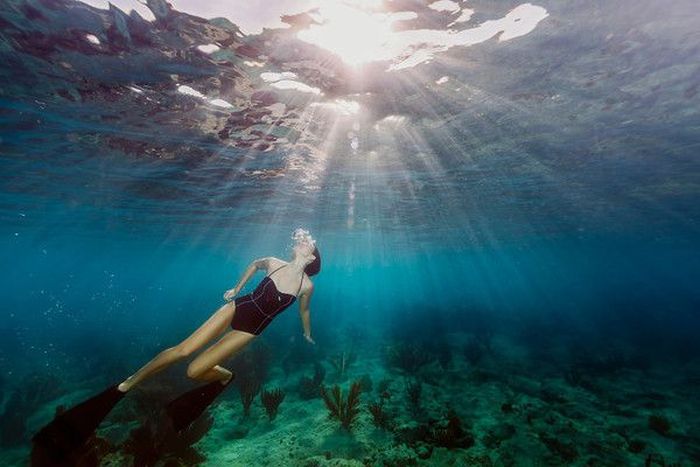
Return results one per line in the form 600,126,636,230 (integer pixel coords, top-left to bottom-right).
263,256,288,271
253,256,285,271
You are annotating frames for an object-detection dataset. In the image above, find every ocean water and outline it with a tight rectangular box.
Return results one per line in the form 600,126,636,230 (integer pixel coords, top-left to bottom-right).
1,0,699,465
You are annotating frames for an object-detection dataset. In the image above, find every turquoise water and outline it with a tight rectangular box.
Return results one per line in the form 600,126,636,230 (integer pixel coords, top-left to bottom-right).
1,0,699,465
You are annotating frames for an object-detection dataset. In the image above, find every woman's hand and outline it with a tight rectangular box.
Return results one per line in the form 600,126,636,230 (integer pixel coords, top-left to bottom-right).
223,287,239,302
303,333,316,345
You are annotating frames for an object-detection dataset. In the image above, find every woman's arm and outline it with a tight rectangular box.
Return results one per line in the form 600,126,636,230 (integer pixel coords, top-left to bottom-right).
224,257,270,300
298,283,315,343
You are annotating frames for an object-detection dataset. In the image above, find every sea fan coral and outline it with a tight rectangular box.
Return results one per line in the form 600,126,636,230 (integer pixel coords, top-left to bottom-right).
320,380,363,430
260,387,285,421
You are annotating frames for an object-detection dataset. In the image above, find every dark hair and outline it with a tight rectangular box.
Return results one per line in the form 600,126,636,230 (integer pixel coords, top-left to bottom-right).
304,246,321,276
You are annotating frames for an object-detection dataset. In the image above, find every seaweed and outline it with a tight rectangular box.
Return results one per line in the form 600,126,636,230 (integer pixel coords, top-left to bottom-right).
404,377,422,414
298,362,325,400
320,380,363,430
386,342,432,373
430,409,475,449
368,399,393,430
121,413,212,467
260,387,285,421
238,378,261,417
329,351,356,380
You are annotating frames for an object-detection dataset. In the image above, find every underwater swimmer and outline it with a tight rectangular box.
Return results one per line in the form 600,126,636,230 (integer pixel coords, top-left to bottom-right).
32,229,320,463
118,228,320,393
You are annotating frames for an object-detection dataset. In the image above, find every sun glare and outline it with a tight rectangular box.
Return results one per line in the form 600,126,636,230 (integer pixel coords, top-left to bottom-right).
296,1,414,66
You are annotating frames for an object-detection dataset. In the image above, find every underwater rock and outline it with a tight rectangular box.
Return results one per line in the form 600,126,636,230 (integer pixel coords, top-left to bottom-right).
1,373,63,447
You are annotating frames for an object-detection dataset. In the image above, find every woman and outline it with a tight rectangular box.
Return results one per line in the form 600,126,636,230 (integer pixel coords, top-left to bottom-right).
32,229,321,463
118,227,320,392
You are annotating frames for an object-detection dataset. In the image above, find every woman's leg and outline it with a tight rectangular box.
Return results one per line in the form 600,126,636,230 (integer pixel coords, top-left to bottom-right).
118,301,236,392
186,330,256,384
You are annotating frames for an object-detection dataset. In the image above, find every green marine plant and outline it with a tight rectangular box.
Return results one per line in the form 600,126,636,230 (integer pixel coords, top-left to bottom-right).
320,380,363,430
260,388,285,421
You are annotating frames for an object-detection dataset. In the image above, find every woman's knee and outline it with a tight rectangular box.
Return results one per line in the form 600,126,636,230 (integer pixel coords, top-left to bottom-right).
171,344,193,359
186,361,205,380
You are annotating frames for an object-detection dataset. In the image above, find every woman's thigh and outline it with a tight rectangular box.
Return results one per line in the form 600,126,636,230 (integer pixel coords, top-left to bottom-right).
178,301,236,355
187,330,255,375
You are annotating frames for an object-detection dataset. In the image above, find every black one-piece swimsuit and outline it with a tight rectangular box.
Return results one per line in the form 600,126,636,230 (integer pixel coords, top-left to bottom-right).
230,264,304,335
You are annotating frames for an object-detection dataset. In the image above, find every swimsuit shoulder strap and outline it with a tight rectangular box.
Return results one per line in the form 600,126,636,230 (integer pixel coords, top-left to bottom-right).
267,263,287,277
269,263,305,297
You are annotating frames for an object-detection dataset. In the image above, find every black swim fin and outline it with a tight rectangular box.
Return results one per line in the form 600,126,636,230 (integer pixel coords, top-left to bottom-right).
31,384,125,465
165,377,233,432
